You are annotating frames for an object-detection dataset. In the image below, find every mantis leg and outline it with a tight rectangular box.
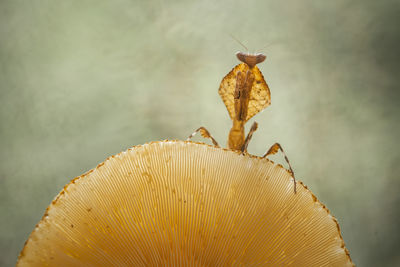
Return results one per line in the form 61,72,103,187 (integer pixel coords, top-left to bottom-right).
187,127,220,147
262,143,297,193
241,121,258,153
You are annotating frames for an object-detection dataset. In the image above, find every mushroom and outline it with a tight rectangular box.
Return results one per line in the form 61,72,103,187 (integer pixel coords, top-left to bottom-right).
17,140,353,266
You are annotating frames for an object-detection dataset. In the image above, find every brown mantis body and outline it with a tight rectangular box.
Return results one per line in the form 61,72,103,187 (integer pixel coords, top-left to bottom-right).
227,52,266,151
188,51,297,193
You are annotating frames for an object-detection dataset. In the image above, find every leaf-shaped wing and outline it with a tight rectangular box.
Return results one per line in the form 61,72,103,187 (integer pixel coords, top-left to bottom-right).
246,65,271,122
218,63,247,121
218,63,271,122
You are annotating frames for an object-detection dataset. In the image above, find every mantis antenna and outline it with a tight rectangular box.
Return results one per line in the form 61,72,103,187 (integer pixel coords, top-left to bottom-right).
257,42,272,53
229,34,249,53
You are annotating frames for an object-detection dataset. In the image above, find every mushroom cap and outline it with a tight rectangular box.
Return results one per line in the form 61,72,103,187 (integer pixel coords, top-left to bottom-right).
17,140,353,266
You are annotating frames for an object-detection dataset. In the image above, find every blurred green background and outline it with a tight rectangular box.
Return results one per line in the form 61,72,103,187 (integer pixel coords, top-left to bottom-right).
1,0,399,266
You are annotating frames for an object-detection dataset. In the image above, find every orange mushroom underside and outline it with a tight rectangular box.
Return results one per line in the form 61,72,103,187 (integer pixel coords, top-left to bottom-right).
17,140,353,266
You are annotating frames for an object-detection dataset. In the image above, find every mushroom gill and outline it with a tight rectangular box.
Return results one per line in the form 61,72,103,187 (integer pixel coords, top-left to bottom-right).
17,140,353,266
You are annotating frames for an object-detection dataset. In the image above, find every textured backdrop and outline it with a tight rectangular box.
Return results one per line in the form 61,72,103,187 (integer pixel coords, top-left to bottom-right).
1,0,399,266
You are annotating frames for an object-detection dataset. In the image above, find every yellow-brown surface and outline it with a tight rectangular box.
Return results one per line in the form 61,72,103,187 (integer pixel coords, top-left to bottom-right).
18,141,353,266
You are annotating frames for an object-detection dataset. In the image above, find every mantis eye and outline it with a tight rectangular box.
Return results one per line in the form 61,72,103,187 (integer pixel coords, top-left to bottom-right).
255,53,266,64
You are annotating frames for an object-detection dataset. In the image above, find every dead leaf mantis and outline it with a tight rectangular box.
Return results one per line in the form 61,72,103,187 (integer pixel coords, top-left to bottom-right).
187,50,297,193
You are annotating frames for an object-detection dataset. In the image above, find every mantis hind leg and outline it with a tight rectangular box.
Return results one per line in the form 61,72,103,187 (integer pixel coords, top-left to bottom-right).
187,127,219,147
262,143,297,193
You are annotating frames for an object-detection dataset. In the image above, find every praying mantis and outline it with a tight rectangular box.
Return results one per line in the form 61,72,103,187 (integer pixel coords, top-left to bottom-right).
187,51,297,193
